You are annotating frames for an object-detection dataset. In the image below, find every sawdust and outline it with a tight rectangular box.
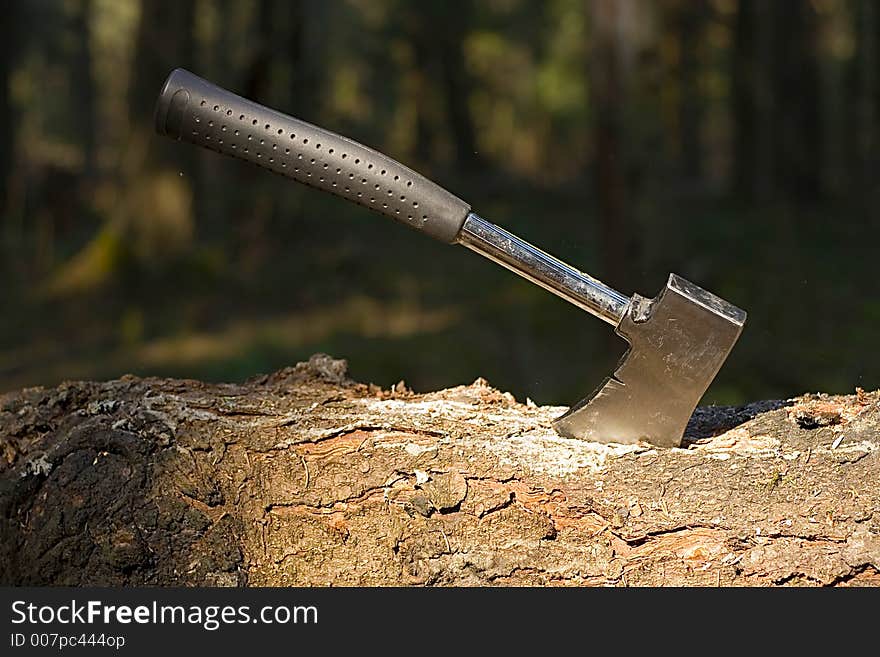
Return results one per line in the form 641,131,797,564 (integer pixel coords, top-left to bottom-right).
358,395,645,476
692,427,781,456
787,391,877,429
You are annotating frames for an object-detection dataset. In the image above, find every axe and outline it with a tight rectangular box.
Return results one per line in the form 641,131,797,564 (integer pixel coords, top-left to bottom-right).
155,69,746,448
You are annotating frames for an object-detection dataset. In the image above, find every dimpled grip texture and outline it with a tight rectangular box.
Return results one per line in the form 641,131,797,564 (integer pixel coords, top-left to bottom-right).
155,68,470,243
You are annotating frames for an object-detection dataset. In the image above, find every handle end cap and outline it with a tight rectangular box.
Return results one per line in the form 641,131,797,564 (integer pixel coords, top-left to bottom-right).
155,68,194,139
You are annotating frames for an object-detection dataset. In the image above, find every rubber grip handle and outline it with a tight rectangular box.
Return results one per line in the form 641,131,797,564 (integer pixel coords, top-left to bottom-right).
155,68,471,243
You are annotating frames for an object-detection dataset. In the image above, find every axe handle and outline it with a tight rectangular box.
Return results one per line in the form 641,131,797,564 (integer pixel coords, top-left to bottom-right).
154,69,630,325
155,68,471,243
457,213,629,324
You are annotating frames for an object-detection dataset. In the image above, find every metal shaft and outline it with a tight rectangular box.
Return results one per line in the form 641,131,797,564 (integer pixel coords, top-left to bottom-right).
456,213,630,326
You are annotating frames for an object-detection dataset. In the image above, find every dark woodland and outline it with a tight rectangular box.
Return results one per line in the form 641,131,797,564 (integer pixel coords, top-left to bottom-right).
2,0,878,408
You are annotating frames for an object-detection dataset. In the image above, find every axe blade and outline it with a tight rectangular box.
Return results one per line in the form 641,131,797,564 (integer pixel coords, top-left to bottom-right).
553,274,747,447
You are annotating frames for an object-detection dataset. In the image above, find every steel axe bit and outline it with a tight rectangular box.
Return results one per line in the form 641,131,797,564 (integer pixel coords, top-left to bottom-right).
155,68,747,448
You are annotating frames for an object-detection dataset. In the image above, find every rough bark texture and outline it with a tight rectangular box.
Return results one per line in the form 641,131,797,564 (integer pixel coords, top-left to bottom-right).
1,354,878,586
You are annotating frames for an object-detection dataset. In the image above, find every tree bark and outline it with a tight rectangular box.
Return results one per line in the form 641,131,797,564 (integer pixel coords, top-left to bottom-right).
1,354,878,586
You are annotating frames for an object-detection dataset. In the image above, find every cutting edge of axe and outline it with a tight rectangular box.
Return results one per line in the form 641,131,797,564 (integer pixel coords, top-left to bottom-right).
155,68,747,448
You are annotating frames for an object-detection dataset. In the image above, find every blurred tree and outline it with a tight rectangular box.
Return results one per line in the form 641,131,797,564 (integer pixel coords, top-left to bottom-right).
853,0,878,208
237,0,324,118
401,2,440,167
71,0,97,178
0,0,22,220
285,0,323,119
674,0,707,181
399,0,481,171
733,0,823,202
589,0,638,291
242,0,277,101
118,0,197,265
47,0,198,295
228,0,327,271
436,0,482,171
770,0,823,201
732,0,774,202
129,0,195,127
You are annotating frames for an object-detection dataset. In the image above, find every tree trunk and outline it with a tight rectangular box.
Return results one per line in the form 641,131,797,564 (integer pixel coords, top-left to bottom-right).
853,0,878,209
437,0,482,171
230,0,325,268
0,0,21,220
116,0,197,266
405,6,437,169
675,1,706,181
71,0,97,179
589,0,636,293
732,0,774,202
769,0,823,202
1,354,878,586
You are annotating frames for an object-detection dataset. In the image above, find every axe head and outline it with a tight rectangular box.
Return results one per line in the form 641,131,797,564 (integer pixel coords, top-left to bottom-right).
553,274,746,447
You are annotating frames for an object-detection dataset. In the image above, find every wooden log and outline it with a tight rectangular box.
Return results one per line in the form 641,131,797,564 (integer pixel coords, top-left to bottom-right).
1,354,878,586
